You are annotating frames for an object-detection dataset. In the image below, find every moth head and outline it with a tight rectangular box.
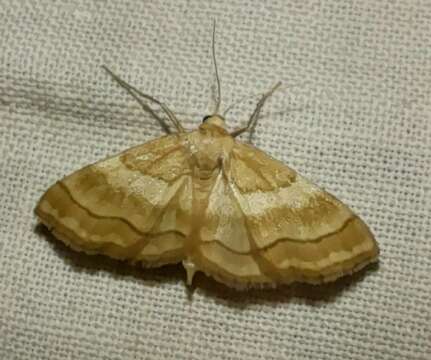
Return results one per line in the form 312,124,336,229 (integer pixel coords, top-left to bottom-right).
201,114,226,129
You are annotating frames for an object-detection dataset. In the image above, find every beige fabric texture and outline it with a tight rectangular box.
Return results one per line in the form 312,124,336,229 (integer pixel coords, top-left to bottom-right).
1,1,430,359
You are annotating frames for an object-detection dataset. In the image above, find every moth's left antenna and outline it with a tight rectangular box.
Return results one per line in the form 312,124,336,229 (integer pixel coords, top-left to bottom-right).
102,66,185,133
212,20,222,115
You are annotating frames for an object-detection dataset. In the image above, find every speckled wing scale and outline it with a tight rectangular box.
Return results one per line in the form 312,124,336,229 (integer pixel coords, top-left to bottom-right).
36,119,379,289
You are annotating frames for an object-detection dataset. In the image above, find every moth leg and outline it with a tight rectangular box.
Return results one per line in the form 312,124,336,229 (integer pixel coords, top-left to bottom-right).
230,82,281,137
102,66,185,133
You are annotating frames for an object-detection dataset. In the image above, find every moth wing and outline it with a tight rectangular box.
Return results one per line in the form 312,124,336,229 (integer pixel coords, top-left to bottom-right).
194,142,379,288
36,134,193,266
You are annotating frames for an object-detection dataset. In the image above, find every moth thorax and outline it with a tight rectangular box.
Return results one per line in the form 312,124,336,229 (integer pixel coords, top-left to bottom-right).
192,146,224,180
194,167,219,181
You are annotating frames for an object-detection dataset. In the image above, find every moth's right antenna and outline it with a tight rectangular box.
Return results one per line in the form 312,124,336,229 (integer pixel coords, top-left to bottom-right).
222,92,264,117
230,82,281,137
212,20,222,115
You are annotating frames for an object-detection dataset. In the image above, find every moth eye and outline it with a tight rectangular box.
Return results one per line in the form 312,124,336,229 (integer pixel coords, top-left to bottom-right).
202,115,211,123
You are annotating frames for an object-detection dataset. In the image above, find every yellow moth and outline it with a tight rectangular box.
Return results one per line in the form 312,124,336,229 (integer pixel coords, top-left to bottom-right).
35,24,379,289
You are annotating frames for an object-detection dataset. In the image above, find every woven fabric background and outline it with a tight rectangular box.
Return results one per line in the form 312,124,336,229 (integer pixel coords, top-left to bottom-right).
1,1,430,359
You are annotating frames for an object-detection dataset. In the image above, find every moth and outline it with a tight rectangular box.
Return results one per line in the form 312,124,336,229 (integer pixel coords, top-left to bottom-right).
36,24,379,289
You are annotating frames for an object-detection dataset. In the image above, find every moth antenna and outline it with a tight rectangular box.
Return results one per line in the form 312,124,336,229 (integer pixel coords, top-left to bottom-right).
222,92,264,117
230,82,282,137
224,82,305,117
102,66,185,133
212,20,222,115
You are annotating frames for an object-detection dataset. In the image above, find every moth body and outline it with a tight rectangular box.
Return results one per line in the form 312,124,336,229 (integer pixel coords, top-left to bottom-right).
35,30,378,289
36,111,379,289
187,115,234,180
